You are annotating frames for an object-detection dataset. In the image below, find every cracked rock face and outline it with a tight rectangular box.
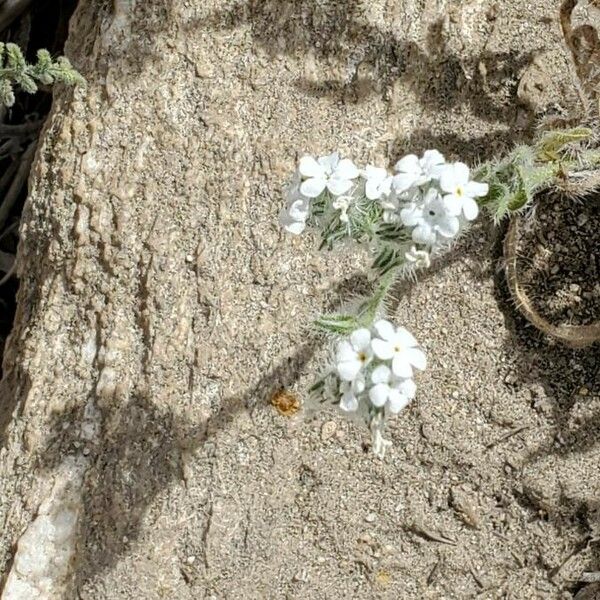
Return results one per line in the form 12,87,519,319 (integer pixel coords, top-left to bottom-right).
1,1,598,598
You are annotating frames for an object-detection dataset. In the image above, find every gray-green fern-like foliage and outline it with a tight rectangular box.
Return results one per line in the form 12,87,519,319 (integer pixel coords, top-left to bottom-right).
0,42,84,107
477,126,599,221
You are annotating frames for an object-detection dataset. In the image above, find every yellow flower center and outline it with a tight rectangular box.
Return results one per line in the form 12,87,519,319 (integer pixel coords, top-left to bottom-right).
358,352,368,363
394,345,403,353
456,186,464,197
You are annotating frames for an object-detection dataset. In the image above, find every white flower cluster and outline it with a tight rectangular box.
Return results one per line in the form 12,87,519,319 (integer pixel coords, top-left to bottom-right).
334,319,426,416
280,150,489,254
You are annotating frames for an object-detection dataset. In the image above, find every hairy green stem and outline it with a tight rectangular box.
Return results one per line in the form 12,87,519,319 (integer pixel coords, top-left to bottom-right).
356,267,399,327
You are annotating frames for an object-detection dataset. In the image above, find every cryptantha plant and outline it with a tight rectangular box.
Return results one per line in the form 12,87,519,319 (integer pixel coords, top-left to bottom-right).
280,127,600,457
0,42,84,107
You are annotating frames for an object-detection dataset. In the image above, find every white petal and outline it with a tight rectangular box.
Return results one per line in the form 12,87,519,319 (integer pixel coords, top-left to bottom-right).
380,176,393,196
288,198,310,220
283,220,306,235
387,389,411,413
462,197,479,221
337,359,362,381
300,177,327,198
406,347,427,370
318,152,339,173
335,158,360,180
394,327,418,348
421,149,445,168
392,354,413,378
436,215,460,238
412,223,436,246
465,181,489,198
441,194,463,217
439,166,459,193
392,172,418,193
336,340,355,362
364,165,387,181
326,177,353,196
394,377,417,399
340,391,359,412
351,328,371,351
373,319,396,341
365,179,382,200
453,162,470,184
400,205,423,227
394,154,419,173
371,364,391,384
299,156,324,178
353,374,366,394
371,338,395,360
369,383,389,407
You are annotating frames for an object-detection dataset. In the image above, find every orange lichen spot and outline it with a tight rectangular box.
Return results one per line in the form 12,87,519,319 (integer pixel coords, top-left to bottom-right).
270,389,300,416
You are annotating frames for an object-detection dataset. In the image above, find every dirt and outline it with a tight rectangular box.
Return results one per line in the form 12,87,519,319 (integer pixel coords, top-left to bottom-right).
516,191,600,327
0,0,598,599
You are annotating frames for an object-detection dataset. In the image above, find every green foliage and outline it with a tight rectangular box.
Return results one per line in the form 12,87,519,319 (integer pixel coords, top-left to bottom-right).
476,126,600,221
0,43,85,107
535,127,593,161
315,269,398,335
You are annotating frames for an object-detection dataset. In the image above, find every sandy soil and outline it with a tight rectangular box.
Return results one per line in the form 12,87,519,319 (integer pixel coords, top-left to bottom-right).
0,0,598,598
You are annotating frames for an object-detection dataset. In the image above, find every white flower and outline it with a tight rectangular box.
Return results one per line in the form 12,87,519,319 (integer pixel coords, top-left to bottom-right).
363,165,393,200
279,173,312,234
439,162,488,221
299,152,360,198
279,196,310,234
339,374,365,412
332,195,352,223
392,150,445,193
369,365,417,413
404,245,431,269
371,319,426,378
335,328,373,381
400,188,459,246
380,188,420,224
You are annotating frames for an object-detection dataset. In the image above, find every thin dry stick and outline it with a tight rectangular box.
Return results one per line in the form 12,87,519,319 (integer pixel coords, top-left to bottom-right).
0,156,19,192
0,139,35,230
0,249,13,272
0,0,34,32
0,258,15,286
0,120,43,137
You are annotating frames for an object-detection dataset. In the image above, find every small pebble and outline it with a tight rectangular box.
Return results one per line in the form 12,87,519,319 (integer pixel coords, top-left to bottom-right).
320,420,337,441
365,512,377,523
187,555,196,564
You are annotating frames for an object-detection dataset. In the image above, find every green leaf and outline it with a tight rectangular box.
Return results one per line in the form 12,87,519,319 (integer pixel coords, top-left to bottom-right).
0,43,85,106
314,314,359,334
536,127,592,161
0,78,14,107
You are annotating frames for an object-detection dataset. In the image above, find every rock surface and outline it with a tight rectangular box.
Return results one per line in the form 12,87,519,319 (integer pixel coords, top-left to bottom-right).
0,0,598,598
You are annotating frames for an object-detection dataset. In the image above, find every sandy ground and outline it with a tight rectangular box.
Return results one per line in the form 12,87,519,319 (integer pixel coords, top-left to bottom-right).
0,0,599,598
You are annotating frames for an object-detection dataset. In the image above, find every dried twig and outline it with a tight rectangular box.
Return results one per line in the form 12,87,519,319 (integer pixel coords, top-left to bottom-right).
486,425,530,450
408,523,457,546
0,249,14,272
0,139,35,230
0,120,43,137
505,216,600,348
0,258,15,286
0,0,34,33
